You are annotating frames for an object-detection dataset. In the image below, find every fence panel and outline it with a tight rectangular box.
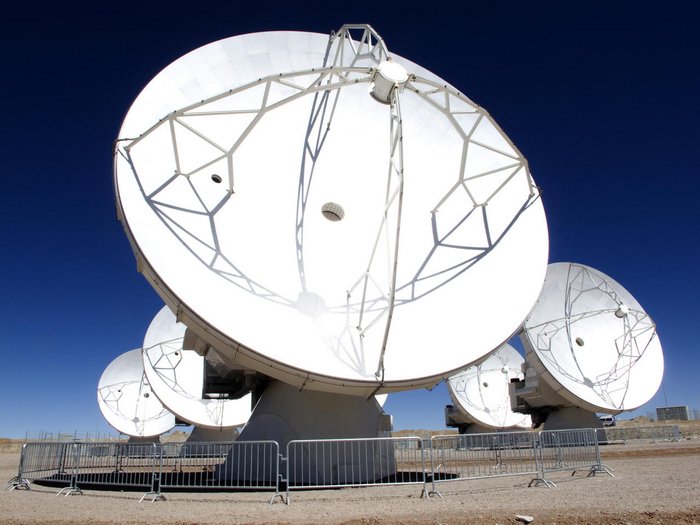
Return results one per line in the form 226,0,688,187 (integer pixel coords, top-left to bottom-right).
12,443,74,487
429,431,538,492
72,442,160,490
9,430,612,499
159,440,280,493
532,428,607,486
285,437,426,502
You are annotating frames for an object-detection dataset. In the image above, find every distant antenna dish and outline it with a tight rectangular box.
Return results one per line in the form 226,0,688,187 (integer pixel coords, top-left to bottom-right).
97,349,175,437
519,262,663,414
114,25,548,395
448,344,531,430
142,307,252,429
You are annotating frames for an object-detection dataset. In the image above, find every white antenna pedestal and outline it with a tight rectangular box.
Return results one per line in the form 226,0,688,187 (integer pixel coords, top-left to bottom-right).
218,381,395,483
509,358,608,441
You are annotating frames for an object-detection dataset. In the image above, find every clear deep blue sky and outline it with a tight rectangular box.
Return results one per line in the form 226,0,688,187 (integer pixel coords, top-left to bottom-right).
1,2,697,438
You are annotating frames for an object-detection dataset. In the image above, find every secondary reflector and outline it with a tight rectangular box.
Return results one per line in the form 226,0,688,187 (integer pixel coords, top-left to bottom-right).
114,25,548,395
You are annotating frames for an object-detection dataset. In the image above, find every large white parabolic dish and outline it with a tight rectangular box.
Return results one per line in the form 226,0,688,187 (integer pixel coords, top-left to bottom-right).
97,349,175,437
521,262,663,414
142,306,253,429
114,26,549,395
448,344,531,430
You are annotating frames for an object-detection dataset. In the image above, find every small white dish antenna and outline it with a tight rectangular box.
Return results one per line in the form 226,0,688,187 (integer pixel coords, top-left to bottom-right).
448,344,532,430
520,262,664,414
97,349,175,438
114,25,548,395
142,306,253,429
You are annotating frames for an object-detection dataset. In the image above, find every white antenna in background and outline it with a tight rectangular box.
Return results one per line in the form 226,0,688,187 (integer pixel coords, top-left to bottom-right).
96,349,175,438
141,306,253,430
511,262,664,430
446,344,532,433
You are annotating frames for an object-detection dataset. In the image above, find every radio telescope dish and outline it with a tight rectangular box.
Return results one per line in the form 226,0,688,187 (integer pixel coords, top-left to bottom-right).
520,262,663,414
447,344,531,430
142,306,253,429
97,349,175,437
114,25,548,395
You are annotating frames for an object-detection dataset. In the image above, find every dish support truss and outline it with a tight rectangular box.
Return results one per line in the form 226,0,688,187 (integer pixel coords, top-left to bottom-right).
117,24,540,383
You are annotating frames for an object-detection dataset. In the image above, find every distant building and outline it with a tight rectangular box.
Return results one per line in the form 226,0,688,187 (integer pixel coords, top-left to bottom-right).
656,405,690,421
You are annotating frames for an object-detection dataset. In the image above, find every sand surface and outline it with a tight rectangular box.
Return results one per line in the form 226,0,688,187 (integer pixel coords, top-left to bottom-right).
2,439,699,524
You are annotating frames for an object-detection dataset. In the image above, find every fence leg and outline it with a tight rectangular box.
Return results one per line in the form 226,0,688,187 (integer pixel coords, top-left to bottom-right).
56,479,83,496
589,433,614,478
529,435,555,488
588,463,614,478
421,440,441,499
422,486,443,499
140,443,166,502
269,492,285,505
6,477,30,491
528,476,556,488
6,444,30,491
269,456,285,505
56,444,83,497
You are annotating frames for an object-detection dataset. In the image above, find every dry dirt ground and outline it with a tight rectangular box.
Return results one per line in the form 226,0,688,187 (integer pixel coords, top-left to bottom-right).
1,439,699,525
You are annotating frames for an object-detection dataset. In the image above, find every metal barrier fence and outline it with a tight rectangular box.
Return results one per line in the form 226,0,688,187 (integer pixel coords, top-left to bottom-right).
71,442,161,499
158,441,281,503
7,430,611,501
6,441,281,502
285,437,427,502
533,428,610,487
7,443,74,493
429,431,539,495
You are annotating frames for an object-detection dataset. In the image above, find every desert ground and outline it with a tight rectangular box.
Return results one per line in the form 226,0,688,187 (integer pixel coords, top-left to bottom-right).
1,431,699,524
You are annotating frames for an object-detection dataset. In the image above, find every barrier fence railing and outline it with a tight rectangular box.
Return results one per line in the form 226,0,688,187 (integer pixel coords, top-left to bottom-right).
69,442,161,499
7,430,612,500
285,437,428,503
7,442,75,493
532,428,612,487
429,431,539,496
157,441,281,503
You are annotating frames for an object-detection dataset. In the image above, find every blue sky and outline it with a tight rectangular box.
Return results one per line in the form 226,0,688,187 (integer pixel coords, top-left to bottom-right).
1,2,697,438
